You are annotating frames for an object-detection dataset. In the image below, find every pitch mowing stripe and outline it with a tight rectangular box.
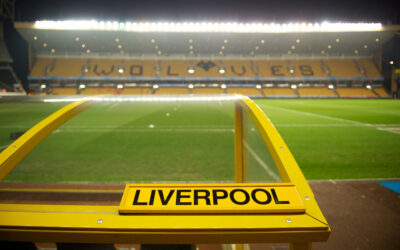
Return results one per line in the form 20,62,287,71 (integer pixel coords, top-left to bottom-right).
260,104,400,135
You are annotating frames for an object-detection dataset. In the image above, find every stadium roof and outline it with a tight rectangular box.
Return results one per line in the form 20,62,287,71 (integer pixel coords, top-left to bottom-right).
15,21,400,58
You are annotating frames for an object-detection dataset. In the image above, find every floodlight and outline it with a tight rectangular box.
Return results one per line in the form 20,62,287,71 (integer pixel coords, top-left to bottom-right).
40,84,46,89
34,20,382,33
289,69,295,74
328,84,334,89
188,68,195,74
79,84,86,89
219,68,226,74
221,84,227,89
153,84,159,89
117,84,124,89
188,84,194,89
118,68,124,74
366,85,372,89
291,85,297,89
389,61,394,65
256,84,262,89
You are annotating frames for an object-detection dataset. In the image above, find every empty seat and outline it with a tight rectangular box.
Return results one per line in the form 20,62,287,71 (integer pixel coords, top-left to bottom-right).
155,88,189,95
297,88,336,97
226,87,261,96
192,88,224,94
336,88,376,98
374,87,390,98
80,88,116,95
51,88,77,95
120,88,152,95
262,88,296,97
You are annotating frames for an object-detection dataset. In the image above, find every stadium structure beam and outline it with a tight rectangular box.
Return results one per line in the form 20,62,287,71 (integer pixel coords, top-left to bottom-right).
0,0,15,20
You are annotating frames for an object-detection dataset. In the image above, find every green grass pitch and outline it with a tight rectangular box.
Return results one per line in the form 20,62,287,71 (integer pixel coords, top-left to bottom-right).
0,99,399,183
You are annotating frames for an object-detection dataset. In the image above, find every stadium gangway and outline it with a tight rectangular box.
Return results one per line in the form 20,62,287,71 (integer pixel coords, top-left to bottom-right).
0,95,330,250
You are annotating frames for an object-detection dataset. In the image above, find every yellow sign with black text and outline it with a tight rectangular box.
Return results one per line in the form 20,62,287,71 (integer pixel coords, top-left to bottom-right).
119,183,305,214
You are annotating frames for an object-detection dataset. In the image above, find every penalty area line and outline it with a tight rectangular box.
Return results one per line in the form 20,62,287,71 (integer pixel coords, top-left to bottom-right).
243,142,281,182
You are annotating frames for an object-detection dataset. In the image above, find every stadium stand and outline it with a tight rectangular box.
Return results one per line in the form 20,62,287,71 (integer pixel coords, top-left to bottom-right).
256,60,290,77
336,88,377,98
80,87,117,95
357,59,381,77
51,58,84,76
120,88,152,95
155,87,189,95
191,87,224,94
297,88,337,97
51,87,77,95
289,60,326,77
324,59,363,77
262,88,297,97
226,87,262,96
373,87,390,98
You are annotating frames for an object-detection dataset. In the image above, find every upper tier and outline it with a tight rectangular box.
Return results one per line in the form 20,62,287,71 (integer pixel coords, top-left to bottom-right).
30,58,382,81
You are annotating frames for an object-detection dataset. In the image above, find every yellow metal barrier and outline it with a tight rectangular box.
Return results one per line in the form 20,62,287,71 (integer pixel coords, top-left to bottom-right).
0,96,330,249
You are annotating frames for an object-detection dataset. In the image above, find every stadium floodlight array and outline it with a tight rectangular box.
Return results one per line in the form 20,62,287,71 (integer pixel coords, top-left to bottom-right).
34,20,382,33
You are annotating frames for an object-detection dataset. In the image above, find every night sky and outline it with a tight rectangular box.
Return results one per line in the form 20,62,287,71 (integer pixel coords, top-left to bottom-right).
13,0,400,24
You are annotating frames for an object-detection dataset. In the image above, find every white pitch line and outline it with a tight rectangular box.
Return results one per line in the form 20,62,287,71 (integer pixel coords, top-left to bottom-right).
243,142,281,182
105,102,119,112
274,123,360,127
376,127,400,135
259,104,370,126
260,104,400,136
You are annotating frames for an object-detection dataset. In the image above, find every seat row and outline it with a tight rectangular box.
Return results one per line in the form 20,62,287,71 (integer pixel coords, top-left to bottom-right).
48,87,389,98
31,58,381,78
